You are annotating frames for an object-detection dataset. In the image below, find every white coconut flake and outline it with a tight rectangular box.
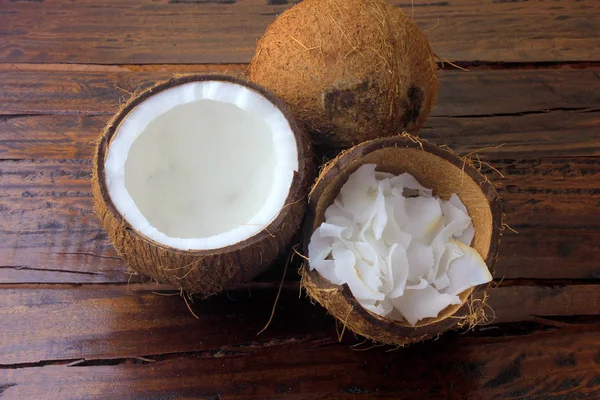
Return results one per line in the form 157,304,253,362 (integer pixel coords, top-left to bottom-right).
387,243,410,298
339,164,378,220
382,200,412,248
391,285,462,326
308,230,334,263
375,171,395,180
431,242,464,288
457,225,476,246
308,164,492,326
319,223,347,239
443,240,493,296
403,197,443,242
311,259,338,284
442,200,471,237
390,173,433,197
406,278,429,290
371,184,388,240
332,243,385,301
355,258,383,293
361,298,394,316
354,242,378,266
406,241,434,283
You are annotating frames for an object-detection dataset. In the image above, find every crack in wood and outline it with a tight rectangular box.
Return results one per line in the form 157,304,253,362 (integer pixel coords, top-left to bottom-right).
495,278,600,287
3,108,597,123
0,265,103,276
1,322,597,371
55,251,121,260
0,335,326,370
437,107,599,119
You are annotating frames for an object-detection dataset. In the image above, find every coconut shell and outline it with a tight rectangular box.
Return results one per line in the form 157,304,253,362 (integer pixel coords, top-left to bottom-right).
247,0,438,149
301,135,502,346
92,74,315,296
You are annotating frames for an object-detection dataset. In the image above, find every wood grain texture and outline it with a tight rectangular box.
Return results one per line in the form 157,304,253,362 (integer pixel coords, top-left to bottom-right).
3,65,600,117
2,325,600,399
1,156,599,282
1,283,599,366
3,110,600,162
1,0,599,395
1,0,599,64
1,65,598,283
2,66,599,159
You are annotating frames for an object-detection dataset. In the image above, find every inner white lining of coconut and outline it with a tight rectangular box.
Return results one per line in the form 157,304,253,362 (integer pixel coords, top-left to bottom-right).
104,81,298,250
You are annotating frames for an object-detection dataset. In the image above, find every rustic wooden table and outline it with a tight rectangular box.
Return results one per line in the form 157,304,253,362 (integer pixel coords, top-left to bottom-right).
1,0,599,399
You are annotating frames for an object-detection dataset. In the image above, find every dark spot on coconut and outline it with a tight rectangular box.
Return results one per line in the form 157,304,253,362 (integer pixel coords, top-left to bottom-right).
324,80,379,135
337,90,357,108
325,81,367,111
555,352,576,367
401,85,424,127
484,353,525,388
267,0,289,4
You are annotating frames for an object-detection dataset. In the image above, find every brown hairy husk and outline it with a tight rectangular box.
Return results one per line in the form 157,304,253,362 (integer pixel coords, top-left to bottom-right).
92,74,315,296
301,134,503,346
247,0,438,149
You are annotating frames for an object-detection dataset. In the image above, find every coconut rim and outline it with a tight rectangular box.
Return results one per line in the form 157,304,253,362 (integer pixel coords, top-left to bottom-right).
94,74,312,256
302,135,502,334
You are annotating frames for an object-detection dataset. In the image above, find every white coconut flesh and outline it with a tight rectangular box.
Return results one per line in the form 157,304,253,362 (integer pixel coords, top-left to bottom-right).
308,164,492,326
104,80,299,250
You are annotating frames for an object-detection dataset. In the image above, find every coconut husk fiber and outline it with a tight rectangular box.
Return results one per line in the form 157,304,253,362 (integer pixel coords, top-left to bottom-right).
301,134,503,346
247,0,438,149
92,74,315,296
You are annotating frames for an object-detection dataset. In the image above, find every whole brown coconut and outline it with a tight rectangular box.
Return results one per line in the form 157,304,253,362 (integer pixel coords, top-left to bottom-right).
301,135,502,346
247,0,438,148
92,74,314,296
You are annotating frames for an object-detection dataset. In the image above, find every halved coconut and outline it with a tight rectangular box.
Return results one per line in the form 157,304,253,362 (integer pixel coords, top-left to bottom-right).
301,135,502,346
92,75,314,296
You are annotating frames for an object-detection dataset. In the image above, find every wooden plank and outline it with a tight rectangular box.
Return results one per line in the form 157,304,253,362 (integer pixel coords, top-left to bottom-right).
422,110,600,158
2,66,599,117
1,155,599,282
0,283,599,366
1,325,600,399
2,66,599,160
496,228,600,280
1,0,599,63
494,157,600,230
0,64,247,116
0,114,106,160
3,107,600,162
